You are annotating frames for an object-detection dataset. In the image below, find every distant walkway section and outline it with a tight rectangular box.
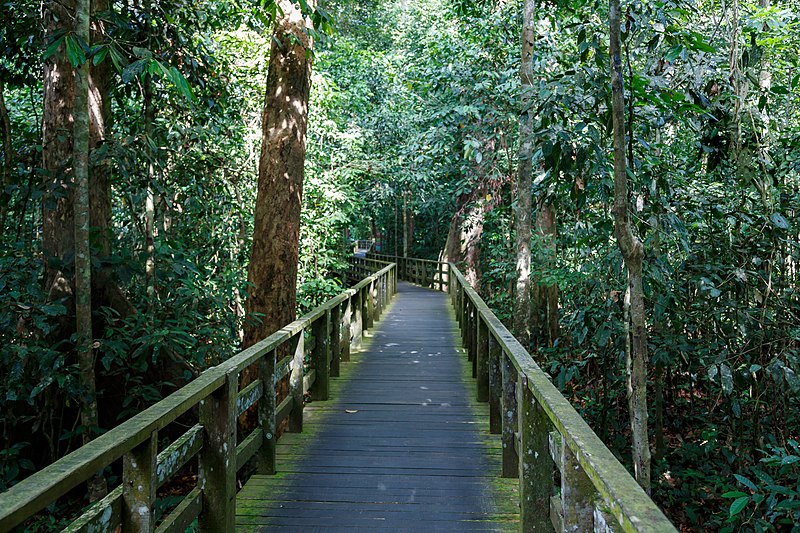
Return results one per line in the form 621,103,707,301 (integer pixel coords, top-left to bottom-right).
235,282,518,531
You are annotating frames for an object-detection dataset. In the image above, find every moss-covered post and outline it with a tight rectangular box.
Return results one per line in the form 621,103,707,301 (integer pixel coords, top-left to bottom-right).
518,376,553,531
470,306,478,379
476,316,489,402
501,353,519,477
374,276,382,319
352,289,363,349
199,369,237,532
257,349,277,474
459,287,465,330
342,296,352,362
311,312,330,401
122,430,157,532
288,333,305,432
488,334,502,433
364,282,374,331
561,443,595,530
329,303,341,377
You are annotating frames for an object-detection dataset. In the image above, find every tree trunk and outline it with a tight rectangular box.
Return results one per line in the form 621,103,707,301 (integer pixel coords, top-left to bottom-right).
73,0,106,500
243,0,314,350
43,0,112,304
144,73,156,303
402,188,409,257
43,0,78,307
609,0,651,492
513,0,535,347
535,198,559,345
0,80,12,230
442,194,485,289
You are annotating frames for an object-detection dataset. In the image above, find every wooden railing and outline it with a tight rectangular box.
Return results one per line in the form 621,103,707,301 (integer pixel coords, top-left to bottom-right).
369,253,677,533
353,239,374,254
367,253,449,291
0,263,396,532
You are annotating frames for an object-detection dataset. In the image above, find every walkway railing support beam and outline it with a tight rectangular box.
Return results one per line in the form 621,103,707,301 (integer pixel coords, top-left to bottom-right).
519,376,553,531
199,369,237,533
288,334,305,433
122,430,157,532
311,312,330,401
258,349,277,475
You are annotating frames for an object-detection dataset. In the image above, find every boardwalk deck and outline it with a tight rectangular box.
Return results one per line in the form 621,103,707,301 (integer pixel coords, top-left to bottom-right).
236,282,519,531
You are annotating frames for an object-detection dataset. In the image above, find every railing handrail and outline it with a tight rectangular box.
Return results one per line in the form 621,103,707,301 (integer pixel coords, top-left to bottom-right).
0,262,397,531
366,252,676,533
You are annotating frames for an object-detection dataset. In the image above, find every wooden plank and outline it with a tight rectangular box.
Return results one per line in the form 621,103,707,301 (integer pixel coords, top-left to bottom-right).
155,424,203,486
155,486,202,533
61,486,122,533
236,428,263,470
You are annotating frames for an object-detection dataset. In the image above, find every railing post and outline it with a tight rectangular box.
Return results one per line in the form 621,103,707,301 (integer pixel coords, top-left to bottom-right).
470,306,478,379
518,376,553,531
561,443,595,530
311,312,330,401
477,316,489,402
199,369,237,532
122,429,157,532
342,295,352,362
462,299,469,347
374,277,382,319
329,303,341,377
288,333,305,432
488,333,502,434
501,353,518,478
258,349,277,474
352,289,363,348
365,282,374,330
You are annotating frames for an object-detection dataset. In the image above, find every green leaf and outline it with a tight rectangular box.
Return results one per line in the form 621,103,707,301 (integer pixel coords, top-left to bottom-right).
770,213,790,230
121,59,147,83
132,46,153,59
64,34,87,68
92,46,109,66
720,363,733,394
734,474,757,492
44,35,66,61
722,491,747,498
729,496,749,516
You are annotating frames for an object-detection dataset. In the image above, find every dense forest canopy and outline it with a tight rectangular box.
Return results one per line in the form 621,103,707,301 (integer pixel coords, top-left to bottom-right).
1,0,799,530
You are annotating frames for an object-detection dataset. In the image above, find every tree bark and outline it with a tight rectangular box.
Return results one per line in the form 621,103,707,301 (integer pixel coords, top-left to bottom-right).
73,0,106,500
609,0,651,492
535,199,559,346
43,0,112,303
243,0,314,349
513,0,535,347
0,80,12,230
43,0,78,306
443,194,485,289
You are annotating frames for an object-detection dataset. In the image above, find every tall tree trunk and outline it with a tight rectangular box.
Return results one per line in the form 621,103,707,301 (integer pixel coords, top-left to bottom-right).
73,0,106,500
243,0,314,349
443,193,485,288
144,74,156,304
402,188,409,257
0,80,12,230
535,198,559,345
609,0,651,492
513,0,535,346
43,0,78,308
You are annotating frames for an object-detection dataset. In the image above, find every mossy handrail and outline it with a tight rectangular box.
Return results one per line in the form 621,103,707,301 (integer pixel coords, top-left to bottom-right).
368,252,676,533
0,263,396,532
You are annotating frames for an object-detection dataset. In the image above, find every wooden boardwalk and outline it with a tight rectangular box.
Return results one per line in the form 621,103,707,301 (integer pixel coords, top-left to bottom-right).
236,282,519,531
